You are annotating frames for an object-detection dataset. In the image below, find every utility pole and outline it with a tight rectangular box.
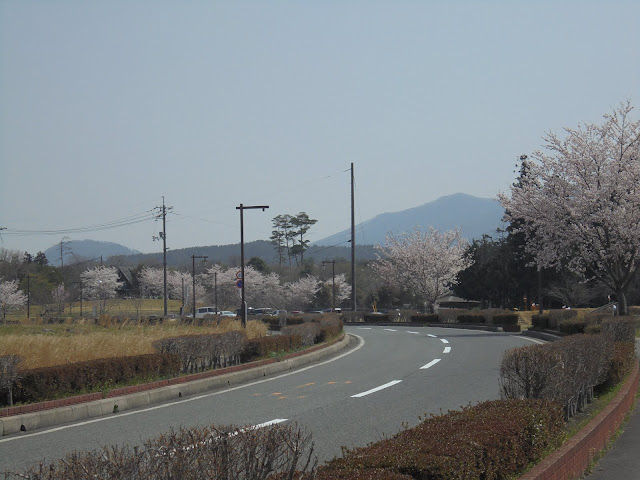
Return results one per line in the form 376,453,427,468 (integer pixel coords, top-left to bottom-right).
237,204,269,327
351,163,356,312
154,197,172,317
27,274,30,320
192,255,208,320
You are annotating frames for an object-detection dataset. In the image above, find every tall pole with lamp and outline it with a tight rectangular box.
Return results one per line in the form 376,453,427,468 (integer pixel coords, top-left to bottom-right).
236,204,269,327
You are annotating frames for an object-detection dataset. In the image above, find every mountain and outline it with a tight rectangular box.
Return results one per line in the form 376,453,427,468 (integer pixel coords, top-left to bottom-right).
112,240,379,268
314,193,505,246
44,240,141,266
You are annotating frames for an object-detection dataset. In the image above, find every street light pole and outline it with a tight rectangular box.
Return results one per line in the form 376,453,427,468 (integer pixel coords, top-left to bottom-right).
236,204,269,327
322,260,336,311
191,255,208,320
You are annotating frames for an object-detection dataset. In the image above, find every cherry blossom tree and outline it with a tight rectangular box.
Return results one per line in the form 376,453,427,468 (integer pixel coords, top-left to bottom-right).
51,284,70,313
244,267,284,308
80,266,122,314
284,275,320,310
499,101,640,315
0,278,27,320
202,265,240,309
138,267,164,299
374,227,472,312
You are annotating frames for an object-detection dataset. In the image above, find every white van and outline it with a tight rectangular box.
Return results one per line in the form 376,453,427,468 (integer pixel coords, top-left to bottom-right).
194,307,219,318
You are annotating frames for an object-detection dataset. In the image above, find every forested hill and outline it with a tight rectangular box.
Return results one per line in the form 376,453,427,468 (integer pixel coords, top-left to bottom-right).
110,240,377,269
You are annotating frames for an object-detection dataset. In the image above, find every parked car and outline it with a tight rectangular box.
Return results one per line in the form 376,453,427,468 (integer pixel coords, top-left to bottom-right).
252,308,274,315
269,309,288,316
218,311,237,317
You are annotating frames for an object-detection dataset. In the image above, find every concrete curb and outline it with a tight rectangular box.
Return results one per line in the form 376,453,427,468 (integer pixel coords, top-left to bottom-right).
0,333,351,437
521,329,563,342
520,360,640,480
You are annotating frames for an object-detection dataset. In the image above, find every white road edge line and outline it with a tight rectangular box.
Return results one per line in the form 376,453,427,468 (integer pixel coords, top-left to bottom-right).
253,419,288,429
384,328,397,332
0,335,366,443
407,331,420,334
519,336,545,344
351,380,402,398
420,359,441,370
443,346,451,354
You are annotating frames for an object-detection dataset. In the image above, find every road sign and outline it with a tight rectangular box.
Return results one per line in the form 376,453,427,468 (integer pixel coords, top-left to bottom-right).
236,280,243,288
236,270,243,279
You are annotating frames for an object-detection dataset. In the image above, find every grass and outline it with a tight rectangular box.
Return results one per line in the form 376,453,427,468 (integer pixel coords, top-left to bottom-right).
0,317,268,369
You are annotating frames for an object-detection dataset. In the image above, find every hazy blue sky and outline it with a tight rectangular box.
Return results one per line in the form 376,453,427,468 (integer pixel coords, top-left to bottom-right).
1,1,638,256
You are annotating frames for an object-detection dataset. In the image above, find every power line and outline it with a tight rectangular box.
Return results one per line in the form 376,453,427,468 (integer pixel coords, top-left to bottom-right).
1,210,156,236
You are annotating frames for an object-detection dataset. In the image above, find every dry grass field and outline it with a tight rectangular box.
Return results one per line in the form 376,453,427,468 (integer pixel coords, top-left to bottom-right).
0,309,268,370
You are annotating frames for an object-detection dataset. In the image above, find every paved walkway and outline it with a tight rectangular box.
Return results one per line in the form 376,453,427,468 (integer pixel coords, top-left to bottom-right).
583,340,640,480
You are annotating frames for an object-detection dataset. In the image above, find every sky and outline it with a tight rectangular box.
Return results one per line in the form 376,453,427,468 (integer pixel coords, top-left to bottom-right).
1,1,638,256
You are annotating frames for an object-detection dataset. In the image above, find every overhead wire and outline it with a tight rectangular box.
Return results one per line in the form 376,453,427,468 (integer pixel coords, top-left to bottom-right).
1,209,156,236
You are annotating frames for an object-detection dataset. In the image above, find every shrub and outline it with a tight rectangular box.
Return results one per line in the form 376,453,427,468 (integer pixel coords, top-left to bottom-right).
558,318,588,335
317,399,564,480
437,308,467,324
493,314,519,326
242,334,303,361
153,332,247,374
341,311,363,323
11,354,180,405
599,341,637,391
600,317,637,342
500,334,614,419
457,314,486,324
16,422,317,480
531,315,550,329
409,314,439,323
363,313,390,323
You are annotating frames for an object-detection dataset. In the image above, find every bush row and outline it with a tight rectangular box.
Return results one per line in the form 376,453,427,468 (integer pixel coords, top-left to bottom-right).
10,422,316,480
153,331,247,374
500,331,636,419
316,399,565,479
532,314,637,340
1,318,344,407
9,354,180,405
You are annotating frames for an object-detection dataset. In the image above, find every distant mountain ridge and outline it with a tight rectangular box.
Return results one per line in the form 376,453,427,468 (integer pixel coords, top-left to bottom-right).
314,193,505,246
44,240,141,266
43,193,505,267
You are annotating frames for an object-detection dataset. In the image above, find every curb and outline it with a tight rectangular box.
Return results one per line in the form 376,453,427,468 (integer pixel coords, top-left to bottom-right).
0,333,351,437
519,360,640,480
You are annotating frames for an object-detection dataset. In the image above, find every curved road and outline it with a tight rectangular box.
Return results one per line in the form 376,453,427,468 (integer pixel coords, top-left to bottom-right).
0,326,541,473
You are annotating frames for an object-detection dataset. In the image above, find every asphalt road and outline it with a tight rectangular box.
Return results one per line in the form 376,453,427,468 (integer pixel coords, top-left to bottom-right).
0,325,541,474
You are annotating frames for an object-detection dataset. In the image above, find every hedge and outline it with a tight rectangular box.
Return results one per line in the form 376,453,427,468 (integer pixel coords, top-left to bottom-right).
316,399,564,479
456,314,486,324
410,314,439,323
10,354,180,405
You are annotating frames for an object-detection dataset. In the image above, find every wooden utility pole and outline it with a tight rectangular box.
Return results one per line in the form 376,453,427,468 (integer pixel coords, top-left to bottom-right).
351,163,356,312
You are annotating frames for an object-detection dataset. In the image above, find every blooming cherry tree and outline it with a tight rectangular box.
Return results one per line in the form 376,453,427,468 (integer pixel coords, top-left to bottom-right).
374,227,472,312
284,275,320,310
0,279,27,319
51,284,70,313
138,267,164,299
499,101,640,314
81,266,122,314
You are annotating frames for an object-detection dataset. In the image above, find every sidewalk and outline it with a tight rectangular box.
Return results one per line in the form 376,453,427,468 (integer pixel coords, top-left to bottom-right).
582,339,640,480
